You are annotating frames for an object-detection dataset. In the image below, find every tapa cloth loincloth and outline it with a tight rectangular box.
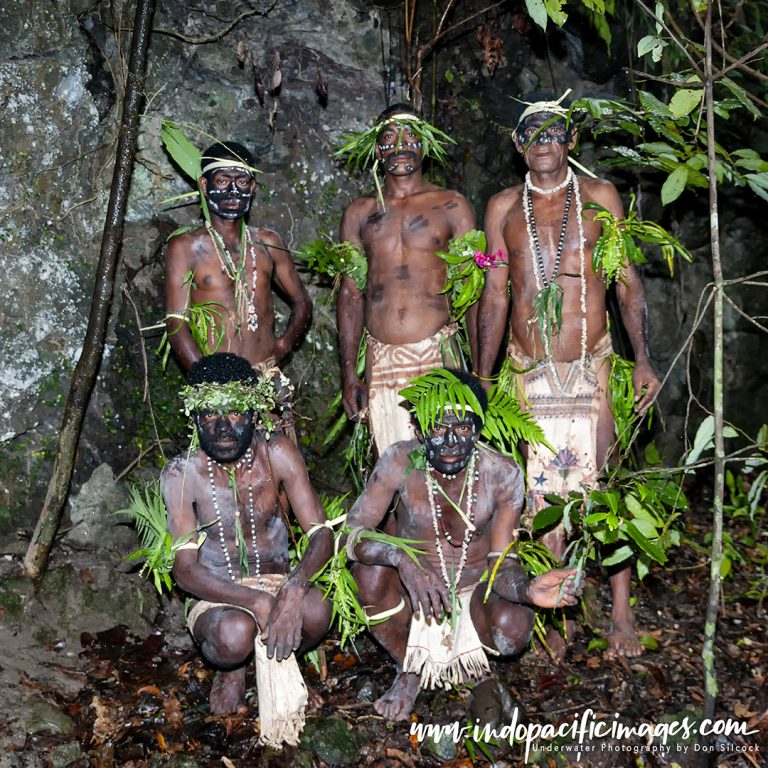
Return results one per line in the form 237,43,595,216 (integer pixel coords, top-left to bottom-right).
403,586,492,690
506,333,613,523
366,324,459,454
187,573,308,748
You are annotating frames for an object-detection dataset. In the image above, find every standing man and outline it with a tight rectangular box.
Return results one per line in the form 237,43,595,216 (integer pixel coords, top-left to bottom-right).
337,104,477,453
165,142,312,374
345,369,581,720
477,95,660,658
162,353,331,745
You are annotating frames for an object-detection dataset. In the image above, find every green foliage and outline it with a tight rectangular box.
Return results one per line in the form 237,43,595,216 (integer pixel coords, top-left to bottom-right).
399,368,484,434
572,92,768,204
161,120,203,181
118,480,203,594
299,237,367,292
435,230,504,321
334,114,454,171
159,300,226,368
608,355,653,452
534,450,687,581
180,378,277,421
296,496,425,648
587,195,693,283
531,282,564,353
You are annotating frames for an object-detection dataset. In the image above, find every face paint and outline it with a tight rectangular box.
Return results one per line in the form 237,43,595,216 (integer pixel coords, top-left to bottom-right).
377,123,423,175
423,411,481,476
204,168,254,220
196,411,255,464
516,113,571,148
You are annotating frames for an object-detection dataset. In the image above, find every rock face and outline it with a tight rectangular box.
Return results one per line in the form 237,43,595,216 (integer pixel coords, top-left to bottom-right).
1,0,766,532
0,0,387,528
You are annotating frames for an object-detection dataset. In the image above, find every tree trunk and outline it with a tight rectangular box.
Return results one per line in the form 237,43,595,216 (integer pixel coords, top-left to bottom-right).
701,0,725,730
23,0,156,579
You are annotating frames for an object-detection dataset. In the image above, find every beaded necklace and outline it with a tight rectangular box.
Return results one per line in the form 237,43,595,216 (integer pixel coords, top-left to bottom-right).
523,167,589,384
206,448,263,585
425,450,479,592
205,221,259,333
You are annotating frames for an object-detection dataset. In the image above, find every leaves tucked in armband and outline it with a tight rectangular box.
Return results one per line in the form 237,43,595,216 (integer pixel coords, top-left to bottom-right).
299,237,367,292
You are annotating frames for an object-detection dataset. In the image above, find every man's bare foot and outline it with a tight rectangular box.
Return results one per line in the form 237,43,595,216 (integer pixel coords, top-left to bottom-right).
606,619,642,658
209,667,248,715
373,671,420,721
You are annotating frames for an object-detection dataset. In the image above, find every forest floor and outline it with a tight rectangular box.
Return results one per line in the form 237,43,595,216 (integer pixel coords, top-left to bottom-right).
1,503,766,768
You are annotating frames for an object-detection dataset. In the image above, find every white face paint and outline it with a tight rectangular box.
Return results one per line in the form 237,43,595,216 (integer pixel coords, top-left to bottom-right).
423,412,480,476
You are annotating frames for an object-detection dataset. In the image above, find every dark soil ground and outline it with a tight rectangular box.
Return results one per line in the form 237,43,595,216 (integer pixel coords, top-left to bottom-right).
4,506,767,768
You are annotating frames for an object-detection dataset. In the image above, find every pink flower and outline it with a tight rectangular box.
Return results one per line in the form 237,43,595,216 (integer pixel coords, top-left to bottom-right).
473,249,506,269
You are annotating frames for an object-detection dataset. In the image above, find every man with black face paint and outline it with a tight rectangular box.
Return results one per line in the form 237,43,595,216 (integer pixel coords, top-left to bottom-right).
161,353,331,744
337,104,477,454
344,369,581,721
165,142,311,373
477,93,660,659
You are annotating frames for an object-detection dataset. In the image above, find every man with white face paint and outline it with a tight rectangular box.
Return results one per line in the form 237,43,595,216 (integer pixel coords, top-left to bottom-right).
344,369,581,721
337,104,477,454
477,93,660,658
165,141,311,373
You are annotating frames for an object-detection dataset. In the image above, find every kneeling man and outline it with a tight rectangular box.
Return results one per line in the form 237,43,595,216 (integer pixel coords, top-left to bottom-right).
345,370,580,720
162,352,331,746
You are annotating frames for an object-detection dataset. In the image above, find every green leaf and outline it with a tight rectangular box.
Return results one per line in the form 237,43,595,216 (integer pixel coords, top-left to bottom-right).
721,77,762,120
161,121,202,181
685,415,715,467
587,637,609,652
602,544,634,567
640,634,659,651
532,505,564,532
525,0,548,29
623,521,667,564
636,556,650,580
543,0,567,25
661,165,689,206
639,91,673,119
637,35,660,58
668,88,701,118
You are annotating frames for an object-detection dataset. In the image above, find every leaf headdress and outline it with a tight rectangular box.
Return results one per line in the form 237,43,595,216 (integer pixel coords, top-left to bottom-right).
399,368,552,465
334,112,454,171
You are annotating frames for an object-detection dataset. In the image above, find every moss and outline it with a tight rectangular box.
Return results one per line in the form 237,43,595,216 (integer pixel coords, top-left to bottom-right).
0,587,23,616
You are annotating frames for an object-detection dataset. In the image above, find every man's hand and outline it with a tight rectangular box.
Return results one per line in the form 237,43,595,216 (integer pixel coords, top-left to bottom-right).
529,568,582,609
263,581,305,660
398,556,451,619
341,375,368,421
632,360,660,415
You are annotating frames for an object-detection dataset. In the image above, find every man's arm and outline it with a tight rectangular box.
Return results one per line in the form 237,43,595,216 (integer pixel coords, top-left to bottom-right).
162,457,271,622
477,194,512,382
591,182,660,414
262,229,312,363
263,436,333,659
165,235,203,372
338,203,367,419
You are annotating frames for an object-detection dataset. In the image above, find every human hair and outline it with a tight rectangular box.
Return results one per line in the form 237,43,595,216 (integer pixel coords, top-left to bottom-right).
187,352,257,388
200,141,256,176
375,102,419,124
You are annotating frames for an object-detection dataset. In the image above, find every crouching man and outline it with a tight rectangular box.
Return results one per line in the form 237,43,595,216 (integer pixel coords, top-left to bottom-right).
161,352,331,746
345,369,581,720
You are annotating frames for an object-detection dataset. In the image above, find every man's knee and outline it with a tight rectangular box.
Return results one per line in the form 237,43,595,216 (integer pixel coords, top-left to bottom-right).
197,609,257,665
488,600,535,656
352,562,399,605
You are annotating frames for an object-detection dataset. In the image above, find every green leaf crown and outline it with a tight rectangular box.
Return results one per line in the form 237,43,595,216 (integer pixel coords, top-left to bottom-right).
180,379,277,421
334,113,454,171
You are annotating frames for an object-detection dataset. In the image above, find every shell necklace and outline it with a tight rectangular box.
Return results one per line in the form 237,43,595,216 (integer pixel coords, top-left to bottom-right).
523,167,588,384
425,450,479,592
206,221,259,333
207,448,262,585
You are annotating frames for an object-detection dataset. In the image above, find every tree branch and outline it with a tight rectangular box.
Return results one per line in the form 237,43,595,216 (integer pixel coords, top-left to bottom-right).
152,2,279,44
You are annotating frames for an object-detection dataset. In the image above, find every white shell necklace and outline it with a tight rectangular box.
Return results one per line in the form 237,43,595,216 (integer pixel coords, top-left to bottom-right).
523,167,589,385
207,448,262,585
425,450,479,592
206,222,259,333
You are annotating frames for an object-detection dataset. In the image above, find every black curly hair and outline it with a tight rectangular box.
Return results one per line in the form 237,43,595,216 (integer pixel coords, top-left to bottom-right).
187,352,256,387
